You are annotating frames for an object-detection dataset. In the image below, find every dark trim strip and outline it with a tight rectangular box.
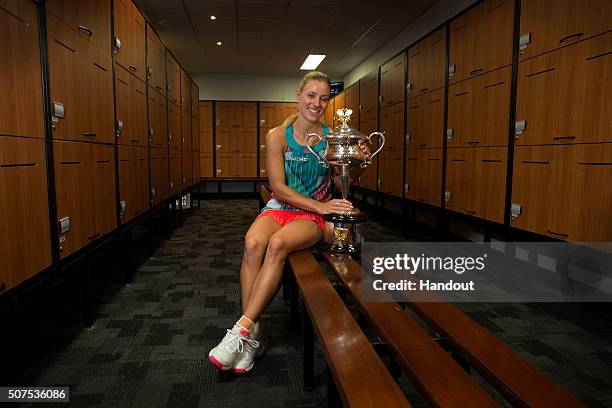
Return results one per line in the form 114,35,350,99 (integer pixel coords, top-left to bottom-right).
526,67,554,78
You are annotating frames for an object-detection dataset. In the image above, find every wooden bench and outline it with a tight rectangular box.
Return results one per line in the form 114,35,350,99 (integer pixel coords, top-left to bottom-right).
287,249,411,408
320,251,499,407
339,251,586,408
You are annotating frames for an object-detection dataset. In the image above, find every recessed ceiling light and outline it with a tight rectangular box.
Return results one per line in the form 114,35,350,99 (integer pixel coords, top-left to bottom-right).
300,54,326,70
216,41,222,46
210,15,216,20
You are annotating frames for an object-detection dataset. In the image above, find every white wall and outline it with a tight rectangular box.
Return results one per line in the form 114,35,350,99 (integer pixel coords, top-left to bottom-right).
193,74,302,102
343,0,478,87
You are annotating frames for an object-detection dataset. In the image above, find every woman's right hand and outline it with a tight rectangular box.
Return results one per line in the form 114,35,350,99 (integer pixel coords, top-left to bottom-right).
317,199,353,215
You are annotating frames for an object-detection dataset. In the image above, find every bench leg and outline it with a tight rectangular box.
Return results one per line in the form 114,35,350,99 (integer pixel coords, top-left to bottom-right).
303,301,315,390
326,365,341,407
290,272,301,333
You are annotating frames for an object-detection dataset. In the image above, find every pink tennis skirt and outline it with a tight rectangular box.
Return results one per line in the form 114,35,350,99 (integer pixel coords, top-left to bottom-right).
256,209,325,232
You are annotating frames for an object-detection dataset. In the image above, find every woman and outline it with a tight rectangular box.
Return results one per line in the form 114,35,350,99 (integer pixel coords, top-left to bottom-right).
208,71,368,374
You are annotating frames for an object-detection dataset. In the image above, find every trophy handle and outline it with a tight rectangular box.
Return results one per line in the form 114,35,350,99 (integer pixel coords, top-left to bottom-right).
306,133,329,167
361,132,385,167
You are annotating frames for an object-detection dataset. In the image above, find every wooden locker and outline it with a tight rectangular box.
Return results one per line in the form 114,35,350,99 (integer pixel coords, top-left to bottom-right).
182,148,192,190
335,91,346,112
379,103,404,151
448,66,512,147
260,103,286,129
511,144,612,242
169,148,181,196
359,70,379,117
406,148,443,207
135,146,148,215
283,102,298,120
200,152,213,178
1,0,44,139
323,98,335,127
168,102,181,148
235,102,257,127
46,0,111,55
445,147,506,223
192,149,200,186
131,76,147,146
148,86,167,147
378,150,404,197
114,0,145,81
191,81,199,113
146,24,166,95
216,128,240,153
91,143,116,239
116,67,147,146
215,102,236,128
0,136,52,292
408,27,446,98
199,128,213,153
407,89,444,149
449,0,514,84
344,84,360,126
118,145,133,223
380,53,405,107
238,128,257,153
86,47,115,144
216,153,257,178
519,0,612,61
515,31,612,145
166,53,180,106
181,107,191,147
259,151,267,178
180,68,190,107
191,106,200,152
199,101,213,152
150,146,169,204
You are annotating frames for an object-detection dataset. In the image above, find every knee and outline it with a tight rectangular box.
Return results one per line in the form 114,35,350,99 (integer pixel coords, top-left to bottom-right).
243,233,267,260
266,234,288,259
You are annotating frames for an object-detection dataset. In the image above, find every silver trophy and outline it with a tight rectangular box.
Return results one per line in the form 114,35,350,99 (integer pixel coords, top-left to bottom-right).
307,108,385,253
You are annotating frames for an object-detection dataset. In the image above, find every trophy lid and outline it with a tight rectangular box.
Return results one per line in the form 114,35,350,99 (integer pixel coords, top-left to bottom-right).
326,108,365,144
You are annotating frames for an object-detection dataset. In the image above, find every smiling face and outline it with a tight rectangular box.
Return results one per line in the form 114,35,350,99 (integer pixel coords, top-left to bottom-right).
297,79,331,123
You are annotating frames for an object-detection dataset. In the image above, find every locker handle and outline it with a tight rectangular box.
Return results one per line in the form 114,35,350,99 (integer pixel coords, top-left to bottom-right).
78,25,93,37
129,66,138,72
467,140,480,145
87,233,100,240
547,229,568,238
553,136,576,141
464,209,477,214
83,132,96,137
469,68,483,75
559,32,583,44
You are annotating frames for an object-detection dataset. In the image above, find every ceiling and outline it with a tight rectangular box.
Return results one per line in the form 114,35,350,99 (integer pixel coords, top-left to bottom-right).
133,0,439,78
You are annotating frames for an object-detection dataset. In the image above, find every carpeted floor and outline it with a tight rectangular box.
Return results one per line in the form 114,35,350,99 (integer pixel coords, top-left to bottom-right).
10,198,612,407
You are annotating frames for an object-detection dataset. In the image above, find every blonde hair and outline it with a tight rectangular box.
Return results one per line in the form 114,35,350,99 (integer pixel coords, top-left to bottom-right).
281,71,331,128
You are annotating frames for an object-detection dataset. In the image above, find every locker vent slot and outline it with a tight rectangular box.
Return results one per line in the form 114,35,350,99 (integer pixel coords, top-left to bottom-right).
484,81,504,89
526,68,554,78
1,163,36,168
586,50,612,62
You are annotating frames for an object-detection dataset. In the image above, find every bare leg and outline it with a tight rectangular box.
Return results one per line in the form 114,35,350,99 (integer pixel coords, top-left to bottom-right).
243,220,322,322
240,216,281,313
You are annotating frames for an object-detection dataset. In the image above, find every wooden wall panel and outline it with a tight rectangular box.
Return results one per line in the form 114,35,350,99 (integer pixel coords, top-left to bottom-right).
519,0,612,61
0,136,52,292
515,32,612,145
0,0,44,139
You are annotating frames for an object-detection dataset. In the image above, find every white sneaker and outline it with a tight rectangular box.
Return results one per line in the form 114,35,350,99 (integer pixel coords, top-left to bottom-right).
232,321,265,375
208,325,259,371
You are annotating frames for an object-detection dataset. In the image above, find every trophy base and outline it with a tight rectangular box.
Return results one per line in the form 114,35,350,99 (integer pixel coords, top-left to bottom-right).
321,209,367,254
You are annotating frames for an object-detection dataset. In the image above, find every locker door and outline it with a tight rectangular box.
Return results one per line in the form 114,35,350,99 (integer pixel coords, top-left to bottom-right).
444,148,474,215
570,144,612,242
0,137,51,292
150,147,169,204
156,88,168,147
380,53,405,107
447,79,473,147
91,144,116,237
131,76,147,146
359,70,378,117
405,149,420,201
449,5,478,84
113,0,130,72
166,54,180,105
182,148,192,189
422,90,445,148
323,98,335,127
169,148,181,195
181,107,191,147
200,152,213,178
217,153,239,177
217,128,239,153
260,103,284,129
199,101,213,152
180,69,190,108
53,140,94,258
335,91,346,112
168,102,181,148
516,32,612,145
423,148,443,207
238,128,257,153
425,28,447,93
191,110,200,153
510,145,554,236
85,46,114,143
378,150,404,197
474,0,514,75
115,66,130,143
379,104,404,151
129,1,146,81
146,25,166,95
118,145,134,223
215,102,235,128
283,102,299,121
240,153,257,177
259,150,267,178
472,66,512,147
343,85,359,125
1,0,44,139
519,0,612,61
236,102,257,127
473,147,507,223
135,146,149,215
47,12,88,142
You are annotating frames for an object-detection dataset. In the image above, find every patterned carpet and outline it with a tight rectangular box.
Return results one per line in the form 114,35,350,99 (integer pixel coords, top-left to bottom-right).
8,198,612,407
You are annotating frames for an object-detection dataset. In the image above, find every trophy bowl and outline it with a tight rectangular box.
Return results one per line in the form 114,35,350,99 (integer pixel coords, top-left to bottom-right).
307,108,385,253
